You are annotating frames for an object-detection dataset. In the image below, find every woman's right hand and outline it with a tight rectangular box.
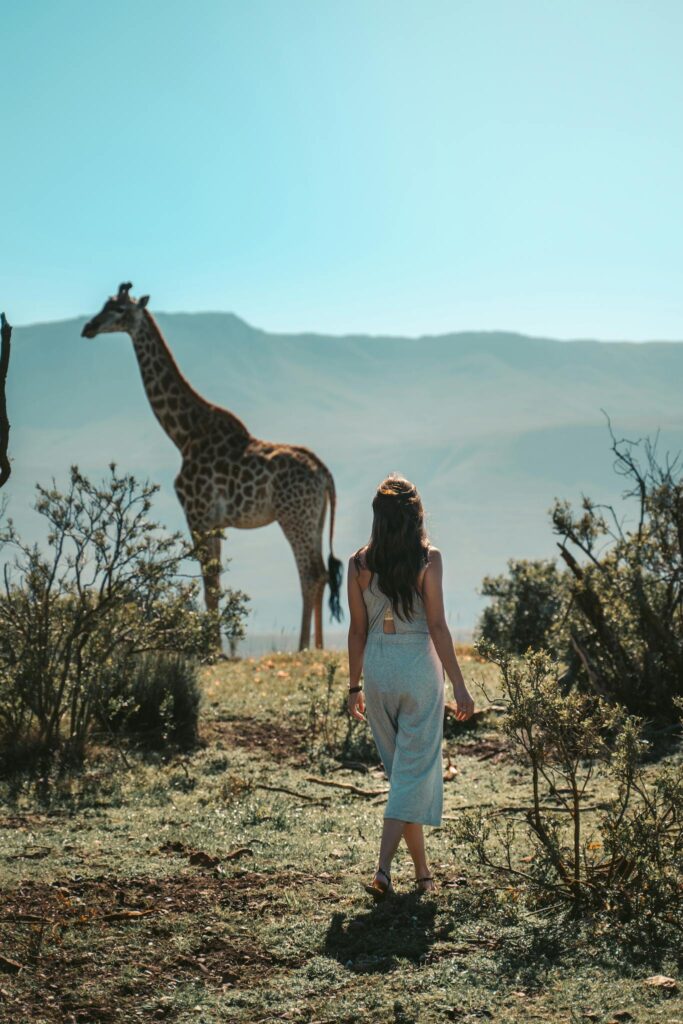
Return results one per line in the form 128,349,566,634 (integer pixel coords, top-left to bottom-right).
347,689,366,723
452,685,475,721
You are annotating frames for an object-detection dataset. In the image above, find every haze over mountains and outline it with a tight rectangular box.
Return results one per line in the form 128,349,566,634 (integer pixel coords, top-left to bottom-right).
6,311,683,651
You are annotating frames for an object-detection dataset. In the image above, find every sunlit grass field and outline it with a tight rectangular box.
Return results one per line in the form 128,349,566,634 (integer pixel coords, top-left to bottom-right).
1,648,680,1024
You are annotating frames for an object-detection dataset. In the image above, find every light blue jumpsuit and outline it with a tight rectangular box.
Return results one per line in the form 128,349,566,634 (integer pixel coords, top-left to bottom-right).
361,572,446,827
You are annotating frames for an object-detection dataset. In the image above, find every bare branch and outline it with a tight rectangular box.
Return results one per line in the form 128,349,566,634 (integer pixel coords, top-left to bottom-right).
0,313,12,487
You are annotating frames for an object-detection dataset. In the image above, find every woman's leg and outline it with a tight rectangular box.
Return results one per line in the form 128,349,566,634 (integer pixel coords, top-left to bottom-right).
375,819,435,890
403,823,435,890
375,817,406,881
403,822,430,878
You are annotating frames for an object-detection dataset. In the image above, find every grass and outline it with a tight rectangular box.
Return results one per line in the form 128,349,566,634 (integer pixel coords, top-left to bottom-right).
0,647,681,1024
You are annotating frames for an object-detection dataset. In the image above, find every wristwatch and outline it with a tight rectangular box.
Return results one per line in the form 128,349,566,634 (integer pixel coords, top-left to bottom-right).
348,685,362,694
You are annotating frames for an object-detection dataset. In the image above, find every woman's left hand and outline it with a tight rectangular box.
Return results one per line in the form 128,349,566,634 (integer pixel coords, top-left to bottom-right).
347,689,366,722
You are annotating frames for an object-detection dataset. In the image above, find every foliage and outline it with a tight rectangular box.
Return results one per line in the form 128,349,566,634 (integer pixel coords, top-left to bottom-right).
0,464,249,774
305,658,378,767
477,423,683,718
100,651,201,749
551,424,683,718
477,558,569,655
454,639,683,939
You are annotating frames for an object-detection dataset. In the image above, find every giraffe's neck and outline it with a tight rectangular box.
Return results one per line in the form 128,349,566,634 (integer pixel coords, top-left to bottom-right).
129,310,248,452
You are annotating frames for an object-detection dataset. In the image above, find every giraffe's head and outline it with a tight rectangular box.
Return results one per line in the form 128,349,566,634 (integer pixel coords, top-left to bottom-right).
81,282,150,338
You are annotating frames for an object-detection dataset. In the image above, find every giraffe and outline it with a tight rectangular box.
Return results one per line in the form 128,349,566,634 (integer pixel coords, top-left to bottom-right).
81,282,344,652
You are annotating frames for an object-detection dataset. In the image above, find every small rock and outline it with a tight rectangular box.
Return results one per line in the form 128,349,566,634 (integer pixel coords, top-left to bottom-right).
189,850,220,868
643,974,677,992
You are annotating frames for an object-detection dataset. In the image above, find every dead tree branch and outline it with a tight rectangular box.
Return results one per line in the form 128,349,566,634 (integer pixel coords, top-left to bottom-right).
0,313,12,487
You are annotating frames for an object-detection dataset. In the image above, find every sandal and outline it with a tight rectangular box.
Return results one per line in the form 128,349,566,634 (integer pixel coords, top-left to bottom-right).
415,875,435,893
363,865,393,900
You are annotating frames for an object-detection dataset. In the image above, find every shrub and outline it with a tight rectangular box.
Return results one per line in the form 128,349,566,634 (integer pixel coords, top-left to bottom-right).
552,424,683,719
305,659,378,768
476,423,683,719
453,640,683,941
477,558,569,655
0,464,249,775
100,652,201,749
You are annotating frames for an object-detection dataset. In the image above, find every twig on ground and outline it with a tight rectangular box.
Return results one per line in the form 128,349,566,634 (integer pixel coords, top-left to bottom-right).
0,954,23,974
488,804,604,817
304,774,390,797
442,803,496,818
5,846,52,861
0,914,45,924
103,909,155,922
255,782,331,803
329,761,369,774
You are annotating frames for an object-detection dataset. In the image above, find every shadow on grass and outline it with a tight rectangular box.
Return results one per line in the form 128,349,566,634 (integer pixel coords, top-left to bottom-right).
322,882,585,989
322,891,440,973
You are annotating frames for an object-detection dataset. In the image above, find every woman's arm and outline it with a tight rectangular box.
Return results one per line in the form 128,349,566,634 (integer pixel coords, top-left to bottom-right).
422,549,475,721
346,554,368,722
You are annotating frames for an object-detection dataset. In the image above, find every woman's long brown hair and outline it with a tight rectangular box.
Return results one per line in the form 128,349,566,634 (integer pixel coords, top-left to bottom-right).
355,473,431,622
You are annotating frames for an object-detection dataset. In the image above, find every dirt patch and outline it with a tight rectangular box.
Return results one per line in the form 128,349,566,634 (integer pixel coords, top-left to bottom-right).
0,869,316,1023
0,812,71,831
205,714,309,765
452,737,514,764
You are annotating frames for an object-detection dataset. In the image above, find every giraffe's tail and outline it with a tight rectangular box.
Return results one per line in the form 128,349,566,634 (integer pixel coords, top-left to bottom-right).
325,473,344,623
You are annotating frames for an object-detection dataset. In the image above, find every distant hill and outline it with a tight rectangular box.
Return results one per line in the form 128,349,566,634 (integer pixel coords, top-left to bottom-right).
6,312,683,649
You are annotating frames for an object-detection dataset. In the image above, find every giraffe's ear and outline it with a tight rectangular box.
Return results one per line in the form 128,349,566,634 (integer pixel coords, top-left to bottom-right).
138,295,150,308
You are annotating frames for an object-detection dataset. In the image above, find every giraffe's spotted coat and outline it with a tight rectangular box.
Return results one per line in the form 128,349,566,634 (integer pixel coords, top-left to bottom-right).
81,283,343,650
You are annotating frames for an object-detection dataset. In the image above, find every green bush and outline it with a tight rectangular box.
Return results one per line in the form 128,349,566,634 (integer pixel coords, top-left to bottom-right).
477,558,568,655
0,464,249,777
305,659,379,768
453,640,683,944
477,424,683,719
100,652,201,749
551,426,683,719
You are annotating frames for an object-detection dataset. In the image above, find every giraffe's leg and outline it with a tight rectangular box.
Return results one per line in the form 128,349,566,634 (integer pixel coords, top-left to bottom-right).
189,523,223,653
313,577,325,649
278,518,323,652
298,580,315,652
197,530,222,612
175,474,225,654
313,500,328,650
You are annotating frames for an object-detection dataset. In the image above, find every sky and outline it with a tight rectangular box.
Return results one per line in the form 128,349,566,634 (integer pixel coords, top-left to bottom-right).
3,0,683,339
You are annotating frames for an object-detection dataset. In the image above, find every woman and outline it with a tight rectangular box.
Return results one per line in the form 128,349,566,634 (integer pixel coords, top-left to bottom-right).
347,473,475,898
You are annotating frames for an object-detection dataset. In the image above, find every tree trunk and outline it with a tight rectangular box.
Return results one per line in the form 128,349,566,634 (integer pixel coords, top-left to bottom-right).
0,313,12,487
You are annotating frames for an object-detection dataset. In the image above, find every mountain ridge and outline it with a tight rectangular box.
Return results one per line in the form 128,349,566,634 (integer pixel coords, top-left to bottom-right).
15,311,683,347
5,311,683,645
